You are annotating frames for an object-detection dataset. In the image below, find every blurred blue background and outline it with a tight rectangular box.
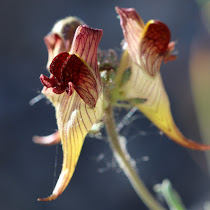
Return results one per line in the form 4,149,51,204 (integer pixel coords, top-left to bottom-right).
0,0,210,209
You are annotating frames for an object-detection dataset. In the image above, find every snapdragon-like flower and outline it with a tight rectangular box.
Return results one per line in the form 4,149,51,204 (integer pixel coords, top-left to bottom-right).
35,8,210,203
34,17,83,146
37,20,104,201
116,7,210,150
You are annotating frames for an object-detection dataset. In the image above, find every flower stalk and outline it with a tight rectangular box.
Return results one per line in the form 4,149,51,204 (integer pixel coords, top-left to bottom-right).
114,50,129,86
104,99,165,210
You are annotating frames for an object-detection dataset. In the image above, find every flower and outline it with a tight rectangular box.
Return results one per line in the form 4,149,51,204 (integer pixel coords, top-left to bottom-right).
37,21,104,201
44,17,84,69
35,9,210,202
33,17,84,146
116,7,210,150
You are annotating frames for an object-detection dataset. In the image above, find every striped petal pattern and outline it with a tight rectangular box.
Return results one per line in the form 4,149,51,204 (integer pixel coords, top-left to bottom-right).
38,26,104,201
117,7,210,150
70,25,102,91
35,17,83,146
140,21,176,76
115,7,144,68
116,7,176,77
44,17,83,70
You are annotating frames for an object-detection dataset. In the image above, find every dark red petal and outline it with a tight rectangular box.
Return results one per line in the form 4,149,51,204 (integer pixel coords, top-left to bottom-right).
142,20,171,54
50,52,70,81
40,74,57,88
70,26,103,88
52,86,65,94
61,54,98,108
139,20,174,76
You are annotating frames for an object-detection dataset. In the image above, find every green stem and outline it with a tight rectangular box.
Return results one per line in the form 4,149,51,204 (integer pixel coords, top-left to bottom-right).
115,50,129,86
104,104,166,210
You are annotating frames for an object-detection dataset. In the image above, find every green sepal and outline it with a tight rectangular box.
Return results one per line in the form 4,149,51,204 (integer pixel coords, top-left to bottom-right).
119,67,131,87
113,98,146,109
128,98,147,105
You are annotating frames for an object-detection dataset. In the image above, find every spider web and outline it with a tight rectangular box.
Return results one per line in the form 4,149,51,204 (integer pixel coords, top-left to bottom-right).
30,93,162,186
91,107,163,174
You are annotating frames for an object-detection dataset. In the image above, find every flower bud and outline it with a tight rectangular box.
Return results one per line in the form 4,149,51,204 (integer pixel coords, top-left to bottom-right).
44,17,84,69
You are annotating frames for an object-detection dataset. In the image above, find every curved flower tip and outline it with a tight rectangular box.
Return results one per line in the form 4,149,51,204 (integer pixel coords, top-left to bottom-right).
70,25,103,87
117,8,210,150
135,83,210,150
38,25,104,201
116,7,176,77
44,17,83,69
38,169,69,201
33,131,61,146
115,7,144,67
115,6,144,29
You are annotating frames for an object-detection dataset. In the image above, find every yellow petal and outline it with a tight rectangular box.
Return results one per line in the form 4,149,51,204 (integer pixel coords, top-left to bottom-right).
38,89,104,201
38,25,104,201
116,7,210,150
121,58,210,150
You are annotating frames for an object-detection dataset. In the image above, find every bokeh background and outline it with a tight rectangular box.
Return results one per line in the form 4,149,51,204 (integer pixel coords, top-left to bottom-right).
1,0,210,209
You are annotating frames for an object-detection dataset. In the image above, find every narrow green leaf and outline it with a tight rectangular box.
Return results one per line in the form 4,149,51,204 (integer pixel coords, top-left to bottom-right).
154,179,186,210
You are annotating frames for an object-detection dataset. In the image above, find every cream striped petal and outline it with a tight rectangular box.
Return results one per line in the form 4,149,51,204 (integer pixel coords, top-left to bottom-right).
121,58,210,150
38,89,104,201
70,25,103,92
117,7,210,150
38,26,104,201
115,7,144,68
